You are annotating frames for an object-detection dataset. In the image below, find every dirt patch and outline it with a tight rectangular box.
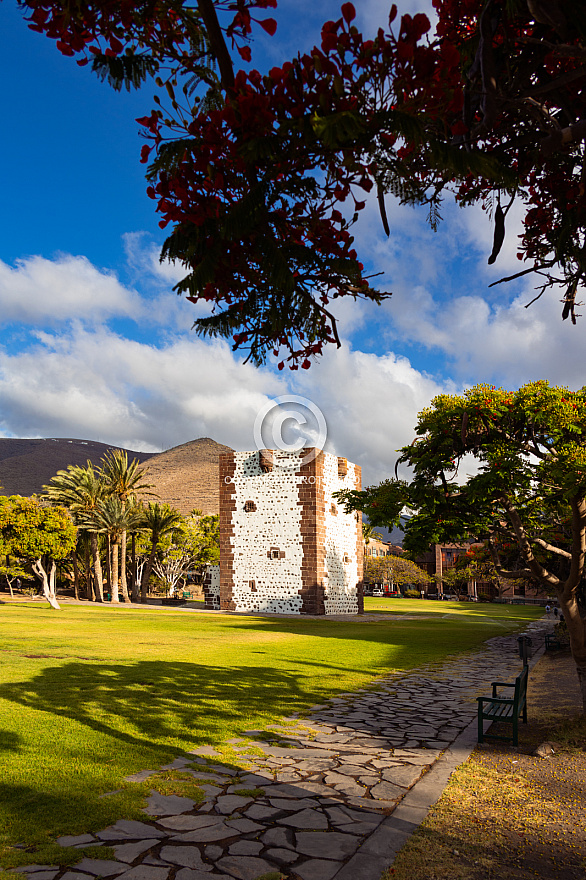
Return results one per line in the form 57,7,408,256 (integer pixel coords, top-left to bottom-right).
385,650,586,880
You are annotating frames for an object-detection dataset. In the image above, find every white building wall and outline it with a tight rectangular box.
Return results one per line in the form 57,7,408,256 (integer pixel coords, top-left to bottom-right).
230,450,304,614
203,564,220,609
323,457,360,614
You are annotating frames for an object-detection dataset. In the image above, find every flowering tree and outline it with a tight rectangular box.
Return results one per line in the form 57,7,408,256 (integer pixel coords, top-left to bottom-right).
18,1,586,360
337,381,586,711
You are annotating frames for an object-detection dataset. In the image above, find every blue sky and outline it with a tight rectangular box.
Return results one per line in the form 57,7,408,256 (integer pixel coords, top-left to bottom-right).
0,1,581,486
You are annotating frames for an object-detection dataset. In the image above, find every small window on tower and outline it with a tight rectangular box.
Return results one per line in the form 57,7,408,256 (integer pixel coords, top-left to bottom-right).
330,503,338,516
267,547,283,560
244,500,257,512
343,554,350,564
249,580,257,591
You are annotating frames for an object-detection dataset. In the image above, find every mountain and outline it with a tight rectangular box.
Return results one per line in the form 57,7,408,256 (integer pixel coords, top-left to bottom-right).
0,438,154,498
144,437,233,515
363,516,409,547
0,436,232,516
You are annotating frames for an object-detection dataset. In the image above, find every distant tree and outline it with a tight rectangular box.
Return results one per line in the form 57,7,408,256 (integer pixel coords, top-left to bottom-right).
0,496,76,610
365,552,430,591
99,449,154,600
140,502,184,602
44,462,108,602
462,541,535,598
85,496,145,602
362,522,384,547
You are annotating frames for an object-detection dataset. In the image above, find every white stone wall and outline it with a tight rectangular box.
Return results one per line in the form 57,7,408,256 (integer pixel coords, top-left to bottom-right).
203,564,221,610
229,450,304,614
323,457,360,614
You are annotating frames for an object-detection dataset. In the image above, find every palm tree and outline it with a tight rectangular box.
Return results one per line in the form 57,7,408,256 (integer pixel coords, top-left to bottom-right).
99,450,154,601
43,463,107,602
140,503,183,603
89,497,145,603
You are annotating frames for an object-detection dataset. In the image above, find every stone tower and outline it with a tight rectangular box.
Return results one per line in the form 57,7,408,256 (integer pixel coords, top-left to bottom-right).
203,448,363,615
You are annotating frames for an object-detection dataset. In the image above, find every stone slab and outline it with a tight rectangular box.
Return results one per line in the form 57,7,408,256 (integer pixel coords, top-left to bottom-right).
159,846,210,871
277,809,329,830
74,861,127,877
114,869,170,880
144,793,196,816
264,848,299,865
227,841,262,856
113,840,160,863
57,835,96,848
294,859,341,880
158,816,222,832
171,824,237,843
14,873,58,880
260,828,294,850
381,766,424,789
175,871,231,880
214,796,252,815
97,822,166,841
224,819,264,834
59,873,93,880
295,831,360,859
215,856,276,880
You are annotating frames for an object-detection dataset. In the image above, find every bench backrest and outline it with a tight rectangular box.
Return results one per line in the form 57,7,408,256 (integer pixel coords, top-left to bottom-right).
514,665,528,702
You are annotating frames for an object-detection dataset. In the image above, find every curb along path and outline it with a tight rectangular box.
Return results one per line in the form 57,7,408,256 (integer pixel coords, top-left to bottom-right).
14,619,551,880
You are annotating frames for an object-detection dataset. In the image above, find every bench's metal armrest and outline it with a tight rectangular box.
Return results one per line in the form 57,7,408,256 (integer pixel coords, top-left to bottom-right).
491,681,515,695
478,696,515,707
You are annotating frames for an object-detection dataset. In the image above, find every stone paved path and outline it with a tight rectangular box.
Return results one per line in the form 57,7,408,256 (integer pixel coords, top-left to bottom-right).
13,618,551,880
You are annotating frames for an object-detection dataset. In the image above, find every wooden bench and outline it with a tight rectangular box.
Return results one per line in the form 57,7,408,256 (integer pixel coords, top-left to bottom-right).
477,665,528,747
545,629,570,651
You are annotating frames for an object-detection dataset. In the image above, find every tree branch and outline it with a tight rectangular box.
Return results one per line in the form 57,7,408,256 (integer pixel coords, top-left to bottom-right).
532,537,572,558
502,497,560,589
196,0,235,91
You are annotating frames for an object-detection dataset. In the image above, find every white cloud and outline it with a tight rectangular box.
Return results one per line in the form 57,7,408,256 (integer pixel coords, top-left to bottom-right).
0,324,284,453
0,255,142,325
294,343,455,485
358,0,436,34
386,272,585,388
123,232,186,286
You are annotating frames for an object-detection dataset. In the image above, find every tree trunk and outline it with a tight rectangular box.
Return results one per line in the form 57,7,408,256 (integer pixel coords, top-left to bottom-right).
140,541,158,604
577,665,586,714
556,590,586,714
32,557,60,610
90,532,104,602
131,532,140,602
72,549,79,600
111,538,120,603
120,530,130,602
104,535,112,595
84,542,92,600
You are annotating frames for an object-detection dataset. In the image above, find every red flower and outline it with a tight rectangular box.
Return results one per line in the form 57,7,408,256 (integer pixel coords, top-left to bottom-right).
341,3,356,23
259,18,277,36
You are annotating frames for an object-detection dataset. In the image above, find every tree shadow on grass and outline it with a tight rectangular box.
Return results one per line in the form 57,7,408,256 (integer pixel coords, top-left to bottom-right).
0,659,325,753
0,660,329,854
0,731,21,753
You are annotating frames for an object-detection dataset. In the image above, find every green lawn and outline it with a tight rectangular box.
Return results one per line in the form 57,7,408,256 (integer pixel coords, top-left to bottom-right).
0,599,542,868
